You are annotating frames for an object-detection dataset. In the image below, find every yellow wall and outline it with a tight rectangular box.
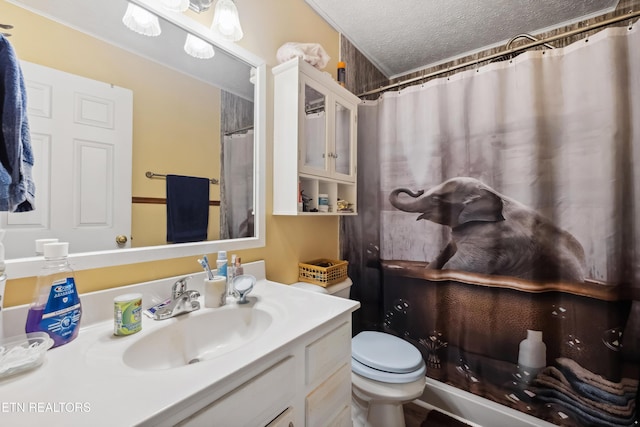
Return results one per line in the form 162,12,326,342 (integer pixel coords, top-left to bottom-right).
2,0,341,307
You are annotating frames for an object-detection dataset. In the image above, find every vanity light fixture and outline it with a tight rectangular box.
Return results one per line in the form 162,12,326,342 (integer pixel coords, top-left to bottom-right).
211,0,243,42
184,33,215,59
122,2,162,36
160,0,190,12
189,0,214,13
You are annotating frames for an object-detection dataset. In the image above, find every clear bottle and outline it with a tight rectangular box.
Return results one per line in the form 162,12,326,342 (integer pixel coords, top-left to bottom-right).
227,254,237,300
235,257,244,276
25,242,82,348
228,254,237,283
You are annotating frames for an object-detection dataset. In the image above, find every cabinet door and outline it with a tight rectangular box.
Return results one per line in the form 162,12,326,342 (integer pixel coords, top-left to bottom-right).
332,96,356,182
306,363,351,427
299,77,330,177
176,357,295,427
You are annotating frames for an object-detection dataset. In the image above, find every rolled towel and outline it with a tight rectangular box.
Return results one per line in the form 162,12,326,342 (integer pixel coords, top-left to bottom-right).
529,389,637,427
556,357,638,396
533,366,635,418
570,377,637,407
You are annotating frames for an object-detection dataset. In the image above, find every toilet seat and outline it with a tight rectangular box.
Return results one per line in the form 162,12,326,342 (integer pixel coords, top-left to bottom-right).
352,356,426,383
351,331,426,383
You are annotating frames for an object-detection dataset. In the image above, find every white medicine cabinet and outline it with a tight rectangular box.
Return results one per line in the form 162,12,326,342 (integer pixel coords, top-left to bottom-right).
273,57,360,215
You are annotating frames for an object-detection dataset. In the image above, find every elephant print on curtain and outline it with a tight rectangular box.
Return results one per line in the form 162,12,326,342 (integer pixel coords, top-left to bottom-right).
389,177,587,283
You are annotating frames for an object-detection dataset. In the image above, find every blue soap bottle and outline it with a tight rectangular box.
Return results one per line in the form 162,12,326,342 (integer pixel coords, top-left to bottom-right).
216,250,228,278
25,242,82,348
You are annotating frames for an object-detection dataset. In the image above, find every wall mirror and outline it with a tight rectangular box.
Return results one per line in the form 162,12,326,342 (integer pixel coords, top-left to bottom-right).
4,0,266,278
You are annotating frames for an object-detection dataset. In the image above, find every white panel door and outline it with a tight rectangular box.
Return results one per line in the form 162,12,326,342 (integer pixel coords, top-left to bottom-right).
1,61,133,258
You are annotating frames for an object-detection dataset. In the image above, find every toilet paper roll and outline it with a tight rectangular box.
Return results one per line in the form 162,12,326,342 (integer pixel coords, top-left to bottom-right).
204,276,226,308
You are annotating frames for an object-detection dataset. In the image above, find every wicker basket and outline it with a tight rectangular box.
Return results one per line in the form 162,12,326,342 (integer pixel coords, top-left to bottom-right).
298,259,348,287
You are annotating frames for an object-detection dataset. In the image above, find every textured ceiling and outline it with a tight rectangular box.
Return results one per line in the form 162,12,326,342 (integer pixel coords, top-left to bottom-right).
305,0,619,78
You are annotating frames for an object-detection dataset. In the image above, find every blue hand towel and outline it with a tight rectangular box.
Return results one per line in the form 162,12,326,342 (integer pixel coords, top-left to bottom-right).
166,174,210,244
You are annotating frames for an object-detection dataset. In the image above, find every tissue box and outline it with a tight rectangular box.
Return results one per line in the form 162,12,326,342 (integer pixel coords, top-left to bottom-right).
298,259,348,287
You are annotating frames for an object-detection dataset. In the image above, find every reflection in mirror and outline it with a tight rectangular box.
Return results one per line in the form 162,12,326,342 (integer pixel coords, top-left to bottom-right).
3,0,266,278
303,83,326,170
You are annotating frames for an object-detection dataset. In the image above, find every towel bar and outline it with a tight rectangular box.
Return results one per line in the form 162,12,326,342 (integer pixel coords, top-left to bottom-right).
0,23,13,37
145,171,219,185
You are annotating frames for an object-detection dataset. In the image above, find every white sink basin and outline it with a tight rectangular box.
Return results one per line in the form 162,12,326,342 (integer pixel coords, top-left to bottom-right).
122,305,273,370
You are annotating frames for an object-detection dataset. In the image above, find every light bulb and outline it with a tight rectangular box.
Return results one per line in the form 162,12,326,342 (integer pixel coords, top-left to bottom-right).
184,34,215,59
211,0,243,41
122,3,161,37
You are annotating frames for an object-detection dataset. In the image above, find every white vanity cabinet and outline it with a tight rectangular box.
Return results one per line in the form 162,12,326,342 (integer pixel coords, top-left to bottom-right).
273,57,360,216
167,316,354,427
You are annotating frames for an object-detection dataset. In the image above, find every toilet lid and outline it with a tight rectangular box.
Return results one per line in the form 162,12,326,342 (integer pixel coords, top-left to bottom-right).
352,356,426,384
352,331,424,374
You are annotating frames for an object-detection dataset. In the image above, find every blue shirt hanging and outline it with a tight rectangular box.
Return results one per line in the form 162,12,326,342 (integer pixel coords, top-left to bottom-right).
0,34,35,212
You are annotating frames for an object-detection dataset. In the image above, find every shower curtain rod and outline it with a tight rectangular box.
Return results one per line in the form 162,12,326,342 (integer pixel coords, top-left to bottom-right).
358,10,640,98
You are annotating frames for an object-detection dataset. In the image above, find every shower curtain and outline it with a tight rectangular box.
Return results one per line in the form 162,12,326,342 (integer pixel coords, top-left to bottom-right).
220,131,254,239
343,24,640,426
219,90,254,240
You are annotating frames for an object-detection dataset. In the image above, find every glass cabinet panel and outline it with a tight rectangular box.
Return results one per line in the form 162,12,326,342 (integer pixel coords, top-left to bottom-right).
303,83,327,171
334,101,352,177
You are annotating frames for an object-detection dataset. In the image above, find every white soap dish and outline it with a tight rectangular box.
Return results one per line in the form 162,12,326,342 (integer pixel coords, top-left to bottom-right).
0,332,54,380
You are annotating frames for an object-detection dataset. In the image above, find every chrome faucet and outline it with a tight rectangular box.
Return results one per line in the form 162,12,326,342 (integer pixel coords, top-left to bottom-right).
152,276,201,320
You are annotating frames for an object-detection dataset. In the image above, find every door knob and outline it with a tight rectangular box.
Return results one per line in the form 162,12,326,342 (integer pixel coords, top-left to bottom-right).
115,235,128,246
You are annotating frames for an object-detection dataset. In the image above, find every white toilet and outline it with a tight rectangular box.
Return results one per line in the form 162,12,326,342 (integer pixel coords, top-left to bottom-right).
292,278,427,427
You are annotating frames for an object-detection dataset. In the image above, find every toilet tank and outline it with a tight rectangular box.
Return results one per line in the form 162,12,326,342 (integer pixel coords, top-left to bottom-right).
292,278,352,299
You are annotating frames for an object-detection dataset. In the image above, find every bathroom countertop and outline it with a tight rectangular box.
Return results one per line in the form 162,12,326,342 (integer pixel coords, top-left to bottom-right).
0,261,360,426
